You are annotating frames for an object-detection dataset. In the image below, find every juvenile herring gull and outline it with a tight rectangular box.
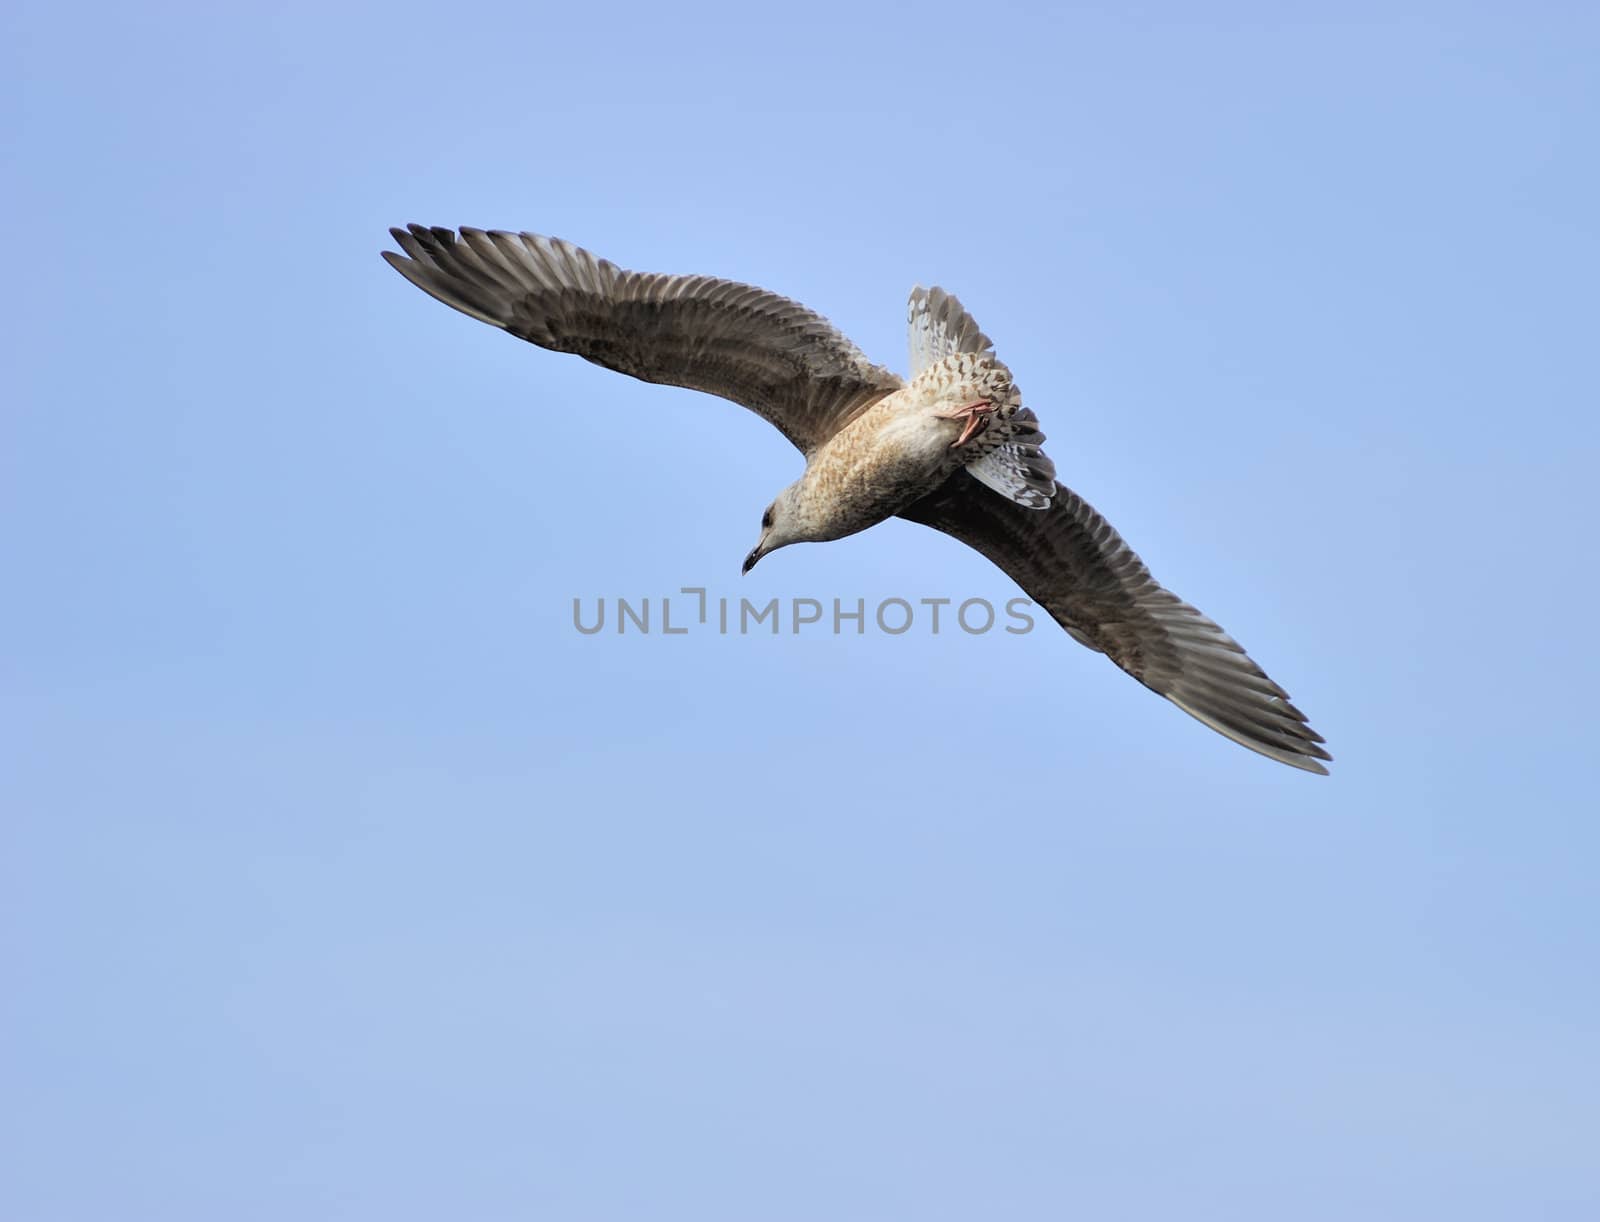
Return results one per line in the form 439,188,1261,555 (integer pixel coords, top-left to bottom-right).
383,225,1331,774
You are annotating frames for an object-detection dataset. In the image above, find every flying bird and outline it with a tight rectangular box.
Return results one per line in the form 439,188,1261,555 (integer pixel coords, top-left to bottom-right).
383,225,1330,774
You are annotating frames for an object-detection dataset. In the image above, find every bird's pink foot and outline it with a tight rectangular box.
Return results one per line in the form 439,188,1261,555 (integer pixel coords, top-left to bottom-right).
938,399,997,447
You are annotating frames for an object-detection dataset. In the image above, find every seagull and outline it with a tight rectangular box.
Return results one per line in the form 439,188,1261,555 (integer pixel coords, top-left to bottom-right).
383,225,1331,774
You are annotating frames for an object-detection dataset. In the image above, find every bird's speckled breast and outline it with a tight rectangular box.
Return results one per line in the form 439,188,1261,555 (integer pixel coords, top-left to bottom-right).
790,354,1022,542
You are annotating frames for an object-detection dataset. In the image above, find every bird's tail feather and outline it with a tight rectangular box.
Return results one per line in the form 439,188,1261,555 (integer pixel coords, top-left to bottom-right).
907,286,995,376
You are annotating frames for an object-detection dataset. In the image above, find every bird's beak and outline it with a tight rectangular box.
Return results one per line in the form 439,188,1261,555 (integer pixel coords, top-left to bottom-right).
741,536,767,576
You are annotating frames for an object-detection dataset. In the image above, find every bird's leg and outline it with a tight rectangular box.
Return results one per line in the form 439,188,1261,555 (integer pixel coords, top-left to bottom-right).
936,399,997,448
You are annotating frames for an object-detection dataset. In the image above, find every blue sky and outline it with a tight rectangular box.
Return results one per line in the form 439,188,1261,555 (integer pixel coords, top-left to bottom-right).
4,2,1598,1218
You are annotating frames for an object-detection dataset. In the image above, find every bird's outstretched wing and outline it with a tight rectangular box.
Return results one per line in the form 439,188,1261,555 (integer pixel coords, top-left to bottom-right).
383,226,903,454
899,475,1331,773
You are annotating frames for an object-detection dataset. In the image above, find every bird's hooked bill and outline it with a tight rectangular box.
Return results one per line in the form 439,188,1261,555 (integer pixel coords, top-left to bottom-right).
741,544,763,576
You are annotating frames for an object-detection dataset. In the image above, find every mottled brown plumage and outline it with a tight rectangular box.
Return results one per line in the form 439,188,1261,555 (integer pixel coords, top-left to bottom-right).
383,224,1330,773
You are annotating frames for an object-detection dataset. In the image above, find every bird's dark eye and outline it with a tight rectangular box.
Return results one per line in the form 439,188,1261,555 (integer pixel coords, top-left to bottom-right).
761,508,773,529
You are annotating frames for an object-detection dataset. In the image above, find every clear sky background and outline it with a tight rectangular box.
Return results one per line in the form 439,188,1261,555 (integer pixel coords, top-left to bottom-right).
5,2,1598,1219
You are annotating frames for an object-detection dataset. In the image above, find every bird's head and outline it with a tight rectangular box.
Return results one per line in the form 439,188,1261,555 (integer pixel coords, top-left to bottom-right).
742,485,803,575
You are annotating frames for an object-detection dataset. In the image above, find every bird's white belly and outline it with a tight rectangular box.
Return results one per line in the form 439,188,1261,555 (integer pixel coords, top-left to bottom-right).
794,396,972,540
